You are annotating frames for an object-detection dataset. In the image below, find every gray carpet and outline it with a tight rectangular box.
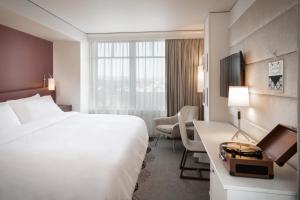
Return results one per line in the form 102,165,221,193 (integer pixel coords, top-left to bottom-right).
133,138,210,200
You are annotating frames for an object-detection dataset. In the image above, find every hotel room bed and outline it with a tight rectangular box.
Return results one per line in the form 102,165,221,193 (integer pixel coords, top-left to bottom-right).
0,111,149,200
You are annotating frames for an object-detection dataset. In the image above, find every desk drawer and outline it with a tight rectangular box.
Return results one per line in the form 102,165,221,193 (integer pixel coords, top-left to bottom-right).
210,165,227,200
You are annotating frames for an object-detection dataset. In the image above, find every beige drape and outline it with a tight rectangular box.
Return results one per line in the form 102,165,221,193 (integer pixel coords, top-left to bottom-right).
166,39,204,118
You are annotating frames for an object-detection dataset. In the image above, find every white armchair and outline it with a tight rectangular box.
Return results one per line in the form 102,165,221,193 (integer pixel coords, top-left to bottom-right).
153,106,199,152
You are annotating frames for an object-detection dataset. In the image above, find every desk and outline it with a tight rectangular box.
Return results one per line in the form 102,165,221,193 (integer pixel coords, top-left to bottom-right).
193,121,297,200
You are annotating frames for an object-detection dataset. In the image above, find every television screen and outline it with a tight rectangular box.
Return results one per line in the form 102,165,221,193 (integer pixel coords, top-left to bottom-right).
220,51,245,97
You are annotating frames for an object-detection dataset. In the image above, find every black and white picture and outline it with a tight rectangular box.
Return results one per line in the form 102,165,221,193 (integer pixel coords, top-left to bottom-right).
268,60,283,91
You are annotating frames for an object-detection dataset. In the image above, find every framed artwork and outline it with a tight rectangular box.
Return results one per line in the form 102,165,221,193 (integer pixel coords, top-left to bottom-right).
268,60,283,92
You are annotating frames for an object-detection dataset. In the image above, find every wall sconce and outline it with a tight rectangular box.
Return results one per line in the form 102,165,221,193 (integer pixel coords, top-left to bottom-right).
228,86,250,141
197,65,204,92
48,74,55,91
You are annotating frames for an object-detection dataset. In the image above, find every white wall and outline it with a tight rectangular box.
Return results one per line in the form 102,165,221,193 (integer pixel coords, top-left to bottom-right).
209,12,230,122
203,12,230,122
203,16,210,121
80,40,89,113
53,40,89,112
53,41,81,111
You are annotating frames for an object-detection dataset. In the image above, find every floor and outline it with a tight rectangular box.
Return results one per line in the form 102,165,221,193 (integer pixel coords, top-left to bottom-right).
133,138,210,200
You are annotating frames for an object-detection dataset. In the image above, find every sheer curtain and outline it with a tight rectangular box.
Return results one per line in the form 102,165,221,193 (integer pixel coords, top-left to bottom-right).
89,40,166,136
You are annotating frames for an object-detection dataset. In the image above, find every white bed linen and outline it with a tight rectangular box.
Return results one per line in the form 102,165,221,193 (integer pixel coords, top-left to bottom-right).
0,112,148,200
7,95,63,124
0,102,21,129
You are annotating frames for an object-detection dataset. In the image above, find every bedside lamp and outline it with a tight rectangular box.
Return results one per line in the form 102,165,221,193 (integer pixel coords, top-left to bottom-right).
228,86,250,141
48,78,55,91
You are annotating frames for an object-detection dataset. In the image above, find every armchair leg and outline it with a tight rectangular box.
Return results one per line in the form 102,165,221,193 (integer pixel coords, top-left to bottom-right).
155,135,161,146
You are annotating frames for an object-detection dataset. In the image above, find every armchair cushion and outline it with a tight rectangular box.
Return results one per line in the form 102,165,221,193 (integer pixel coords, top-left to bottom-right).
153,115,178,126
156,123,178,133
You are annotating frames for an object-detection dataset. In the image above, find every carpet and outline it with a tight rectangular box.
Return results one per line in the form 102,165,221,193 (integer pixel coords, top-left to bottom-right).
133,138,210,200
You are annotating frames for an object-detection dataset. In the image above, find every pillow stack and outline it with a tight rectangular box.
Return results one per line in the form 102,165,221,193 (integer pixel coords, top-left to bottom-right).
0,94,64,132
8,95,63,124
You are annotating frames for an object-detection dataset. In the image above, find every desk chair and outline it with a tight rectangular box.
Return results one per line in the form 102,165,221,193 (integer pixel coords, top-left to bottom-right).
178,113,209,181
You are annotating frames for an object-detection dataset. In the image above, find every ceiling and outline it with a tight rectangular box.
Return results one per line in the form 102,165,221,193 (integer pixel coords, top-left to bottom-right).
0,6,76,41
30,0,237,34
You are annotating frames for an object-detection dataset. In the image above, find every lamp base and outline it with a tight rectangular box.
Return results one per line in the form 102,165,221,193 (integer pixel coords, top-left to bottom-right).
231,130,251,141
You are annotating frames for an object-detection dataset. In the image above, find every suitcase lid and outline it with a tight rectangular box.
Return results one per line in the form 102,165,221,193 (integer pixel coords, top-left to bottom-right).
257,124,297,167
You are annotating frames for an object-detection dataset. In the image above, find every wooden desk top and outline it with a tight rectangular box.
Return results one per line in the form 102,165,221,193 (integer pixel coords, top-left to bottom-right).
193,120,297,196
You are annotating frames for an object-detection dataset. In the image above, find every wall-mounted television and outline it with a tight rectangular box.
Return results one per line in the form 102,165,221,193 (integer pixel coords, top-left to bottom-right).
220,51,245,97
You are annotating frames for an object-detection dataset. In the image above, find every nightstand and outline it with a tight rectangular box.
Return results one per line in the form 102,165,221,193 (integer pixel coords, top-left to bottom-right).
58,104,72,112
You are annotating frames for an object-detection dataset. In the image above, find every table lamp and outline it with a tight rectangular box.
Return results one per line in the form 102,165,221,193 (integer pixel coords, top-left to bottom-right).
228,86,250,140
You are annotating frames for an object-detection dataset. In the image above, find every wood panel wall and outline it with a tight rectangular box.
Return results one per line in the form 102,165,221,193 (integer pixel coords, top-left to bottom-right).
229,0,298,168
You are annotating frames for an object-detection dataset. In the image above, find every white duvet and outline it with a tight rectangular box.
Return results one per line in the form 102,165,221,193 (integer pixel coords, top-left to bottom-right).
0,112,149,200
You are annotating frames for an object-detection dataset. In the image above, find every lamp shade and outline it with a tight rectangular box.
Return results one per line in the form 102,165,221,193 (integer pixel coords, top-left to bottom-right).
228,86,249,107
197,65,204,92
48,78,55,91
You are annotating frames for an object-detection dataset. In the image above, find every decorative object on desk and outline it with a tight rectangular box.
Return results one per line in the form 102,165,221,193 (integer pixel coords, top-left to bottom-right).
219,142,274,179
193,121,297,198
197,65,204,92
219,124,297,179
257,124,297,167
228,86,250,141
268,59,283,91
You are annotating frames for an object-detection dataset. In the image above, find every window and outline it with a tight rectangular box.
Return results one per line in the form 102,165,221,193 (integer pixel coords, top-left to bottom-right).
90,40,166,135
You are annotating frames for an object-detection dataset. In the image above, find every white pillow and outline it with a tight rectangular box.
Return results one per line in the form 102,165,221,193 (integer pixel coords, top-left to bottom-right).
8,95,63,124
7,94,41,121
0,102,21,130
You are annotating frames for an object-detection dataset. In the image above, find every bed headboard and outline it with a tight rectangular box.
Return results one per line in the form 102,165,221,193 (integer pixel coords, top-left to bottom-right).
0,88,55,102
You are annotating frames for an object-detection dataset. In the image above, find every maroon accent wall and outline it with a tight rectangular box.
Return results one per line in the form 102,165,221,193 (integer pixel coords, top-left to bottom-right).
0,24,53,93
